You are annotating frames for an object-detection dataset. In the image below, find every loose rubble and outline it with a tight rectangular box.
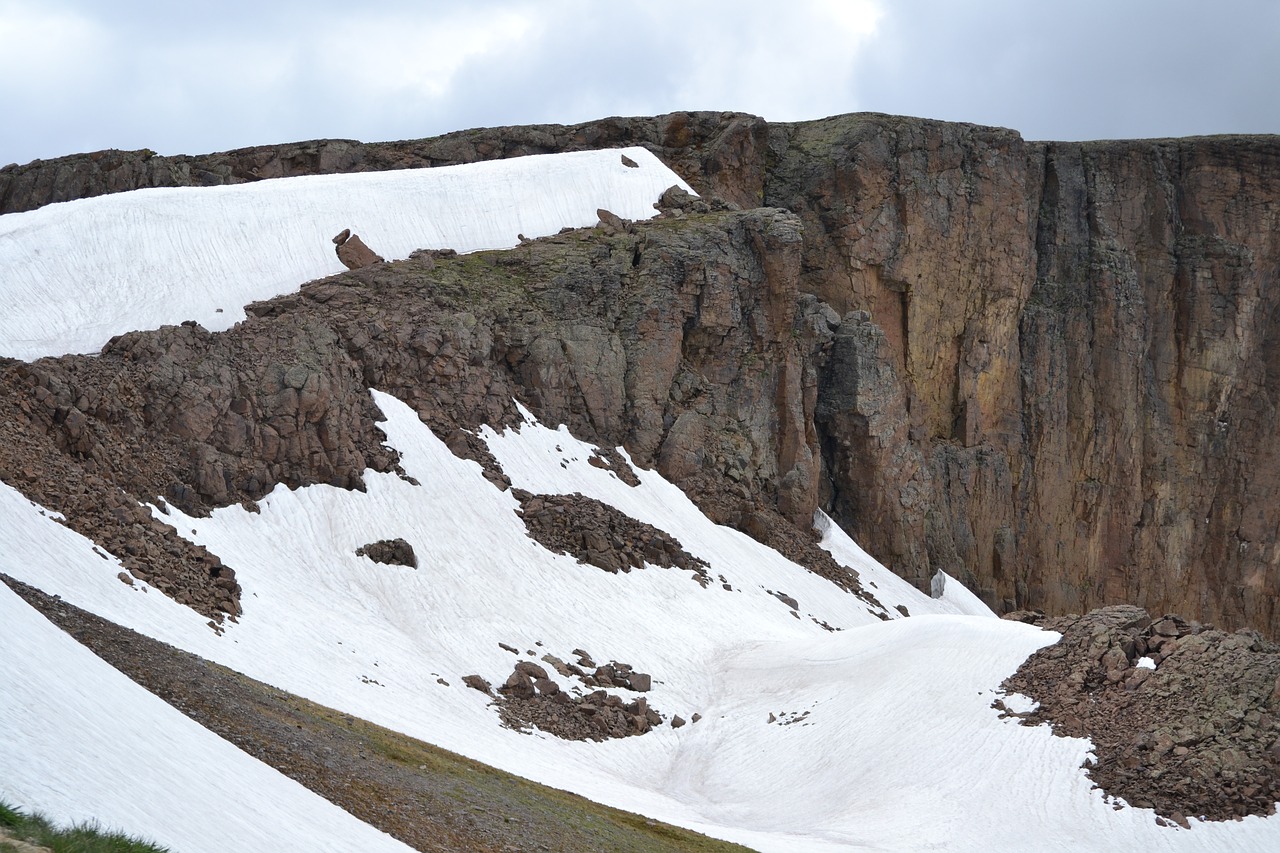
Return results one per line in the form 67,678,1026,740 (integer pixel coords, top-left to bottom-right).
1000,606,1280,822
490,656,667,742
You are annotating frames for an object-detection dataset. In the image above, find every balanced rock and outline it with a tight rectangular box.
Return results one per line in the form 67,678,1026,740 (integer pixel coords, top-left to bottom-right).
332,229,384,269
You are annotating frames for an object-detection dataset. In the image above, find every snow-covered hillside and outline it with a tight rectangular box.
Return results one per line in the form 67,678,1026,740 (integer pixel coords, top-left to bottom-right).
0,147,688,361
3,149,1279,852
0,581,413,853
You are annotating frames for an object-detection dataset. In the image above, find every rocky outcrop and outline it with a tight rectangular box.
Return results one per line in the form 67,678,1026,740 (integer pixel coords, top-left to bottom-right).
355,538,417,568
513,489,711,580
0,206,834,617
5,112,1280,637
0,112,770,215
1001,606,1280,822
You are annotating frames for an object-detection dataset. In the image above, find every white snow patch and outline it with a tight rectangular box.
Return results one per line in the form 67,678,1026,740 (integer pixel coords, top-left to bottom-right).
0,147,690,360
0,583,413,853
1001,692,1041,714
1137,656,1157,670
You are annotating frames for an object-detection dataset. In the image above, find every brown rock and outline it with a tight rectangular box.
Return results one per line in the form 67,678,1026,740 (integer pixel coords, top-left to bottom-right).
515,661,549,681
462,674,491,694
336,233,384,269
355,538,416,568
595,208,625,230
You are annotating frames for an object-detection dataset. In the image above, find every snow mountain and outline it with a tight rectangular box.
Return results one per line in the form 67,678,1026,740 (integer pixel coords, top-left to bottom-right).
2,124,1279,852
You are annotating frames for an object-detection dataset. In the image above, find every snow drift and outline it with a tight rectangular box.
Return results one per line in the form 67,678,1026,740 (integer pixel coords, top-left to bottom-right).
0,146,688,361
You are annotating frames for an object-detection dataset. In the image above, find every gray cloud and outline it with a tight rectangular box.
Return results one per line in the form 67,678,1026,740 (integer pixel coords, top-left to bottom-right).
851,0,1280,140
1,0,1275,165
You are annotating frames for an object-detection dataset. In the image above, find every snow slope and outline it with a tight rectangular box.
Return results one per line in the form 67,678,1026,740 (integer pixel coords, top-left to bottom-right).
0,582,413,853
5,394,1280,851
0,147,689,360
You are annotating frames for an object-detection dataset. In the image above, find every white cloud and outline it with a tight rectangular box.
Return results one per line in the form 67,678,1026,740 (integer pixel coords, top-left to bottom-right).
311,7,539,102
0,2,109,95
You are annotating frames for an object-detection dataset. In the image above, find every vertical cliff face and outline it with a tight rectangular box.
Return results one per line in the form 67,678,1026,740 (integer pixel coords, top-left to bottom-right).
759,115,1280,635
4,112,1279,635
1017,137,1280,632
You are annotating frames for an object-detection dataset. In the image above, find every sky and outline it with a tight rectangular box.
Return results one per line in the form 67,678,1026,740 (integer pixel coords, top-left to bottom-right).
1,0,1277,165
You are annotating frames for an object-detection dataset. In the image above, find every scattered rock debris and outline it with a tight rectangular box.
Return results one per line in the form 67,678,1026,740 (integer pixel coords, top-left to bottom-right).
492,660,665,742
1000,606,1280,822
586,447,641,486
768,590,799,611
768,710,812,726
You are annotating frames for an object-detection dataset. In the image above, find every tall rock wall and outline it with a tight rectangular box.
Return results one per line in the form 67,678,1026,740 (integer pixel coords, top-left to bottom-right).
761,116,1280,636
4,112,1279,635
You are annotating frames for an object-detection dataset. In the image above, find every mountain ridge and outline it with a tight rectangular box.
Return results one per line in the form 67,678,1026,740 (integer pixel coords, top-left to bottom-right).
4,129,1280,850
4,111,1279,635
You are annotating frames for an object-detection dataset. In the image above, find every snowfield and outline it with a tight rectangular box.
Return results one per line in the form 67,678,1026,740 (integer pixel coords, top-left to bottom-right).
5,394,1280,851
0,146,689,361
0,581,414,853
2,149,1279,852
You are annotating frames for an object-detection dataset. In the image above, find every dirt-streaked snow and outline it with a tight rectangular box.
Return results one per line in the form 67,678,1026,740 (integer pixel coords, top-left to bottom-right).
0,147,689,361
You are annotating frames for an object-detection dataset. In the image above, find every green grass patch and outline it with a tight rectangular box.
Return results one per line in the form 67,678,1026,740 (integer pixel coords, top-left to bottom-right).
0,799,169,852
302,702,755,852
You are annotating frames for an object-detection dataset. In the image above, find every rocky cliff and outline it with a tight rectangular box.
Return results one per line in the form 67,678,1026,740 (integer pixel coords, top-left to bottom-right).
3,112,1278,637
765,118,1280,638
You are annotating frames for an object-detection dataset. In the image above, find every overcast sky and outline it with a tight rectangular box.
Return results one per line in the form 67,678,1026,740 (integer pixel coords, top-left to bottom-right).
2,0,1276,165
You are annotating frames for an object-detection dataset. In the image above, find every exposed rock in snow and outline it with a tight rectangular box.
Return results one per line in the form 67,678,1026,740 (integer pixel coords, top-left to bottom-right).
1002,606,1280,821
